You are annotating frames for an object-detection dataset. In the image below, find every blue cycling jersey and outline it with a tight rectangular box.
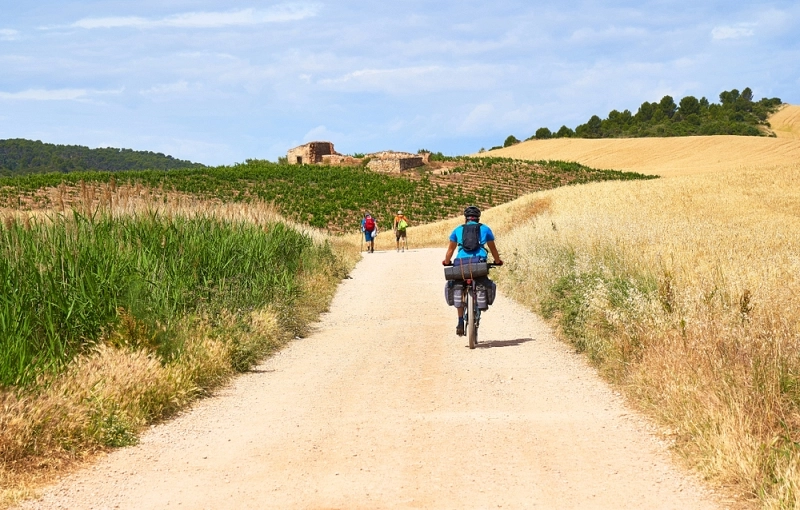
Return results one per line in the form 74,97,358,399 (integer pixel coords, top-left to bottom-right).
449,221,495,259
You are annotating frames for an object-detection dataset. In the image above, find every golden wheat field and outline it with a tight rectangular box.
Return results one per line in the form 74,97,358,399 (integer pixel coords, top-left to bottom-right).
771,104,800,139
483,104,800,178
410,106,793,508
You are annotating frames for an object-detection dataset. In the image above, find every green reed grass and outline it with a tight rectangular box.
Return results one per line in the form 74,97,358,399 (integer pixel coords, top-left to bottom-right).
0,211,325,387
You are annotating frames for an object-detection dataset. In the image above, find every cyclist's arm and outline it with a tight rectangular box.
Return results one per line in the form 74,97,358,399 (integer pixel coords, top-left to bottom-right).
443,240,457,265
486,240,503,265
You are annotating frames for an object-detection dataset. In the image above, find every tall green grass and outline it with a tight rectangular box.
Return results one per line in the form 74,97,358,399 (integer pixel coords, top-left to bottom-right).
0,211,328,387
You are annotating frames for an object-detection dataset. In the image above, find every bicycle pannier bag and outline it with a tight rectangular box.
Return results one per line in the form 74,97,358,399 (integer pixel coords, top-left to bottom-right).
444,281,454,306
476,284,488,310
486,279,497,306
453,283,464,308
461,223,482,252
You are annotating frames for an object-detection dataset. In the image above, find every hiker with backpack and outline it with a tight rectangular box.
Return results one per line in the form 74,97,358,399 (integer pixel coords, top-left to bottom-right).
442,206,503,336
393,210,409,252
361,213,377,253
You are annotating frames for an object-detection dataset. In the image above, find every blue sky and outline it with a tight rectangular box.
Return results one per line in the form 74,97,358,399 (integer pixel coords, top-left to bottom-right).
1,1,798,165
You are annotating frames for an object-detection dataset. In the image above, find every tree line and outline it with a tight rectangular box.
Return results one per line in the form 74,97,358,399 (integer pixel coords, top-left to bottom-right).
0,139,205,177
492,87,783,150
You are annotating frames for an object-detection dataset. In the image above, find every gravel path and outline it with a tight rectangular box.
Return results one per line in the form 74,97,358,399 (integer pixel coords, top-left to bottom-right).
20,248,721,509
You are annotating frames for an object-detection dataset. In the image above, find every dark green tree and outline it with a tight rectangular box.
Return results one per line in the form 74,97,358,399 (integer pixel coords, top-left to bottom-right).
635,102,656,123
555,125,574,138
535,127,553,139
720,89,740,105
679,96,701,116
491,87,781,146
659,95,677,119
575,115,602,138
503,135,520,147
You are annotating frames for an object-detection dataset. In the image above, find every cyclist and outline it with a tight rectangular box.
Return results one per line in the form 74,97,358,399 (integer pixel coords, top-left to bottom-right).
393,210,409,252
442,206,502,336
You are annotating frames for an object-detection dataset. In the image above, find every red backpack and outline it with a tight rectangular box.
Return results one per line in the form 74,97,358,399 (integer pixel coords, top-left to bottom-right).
364,217,375,231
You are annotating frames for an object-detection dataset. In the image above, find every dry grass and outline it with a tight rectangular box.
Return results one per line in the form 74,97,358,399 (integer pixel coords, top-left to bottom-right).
491,162,800,507
0,315,249,507
0,190,358,508
1,181,329,246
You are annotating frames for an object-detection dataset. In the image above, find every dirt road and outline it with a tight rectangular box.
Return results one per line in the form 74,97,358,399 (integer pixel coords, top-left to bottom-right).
21,248,721,509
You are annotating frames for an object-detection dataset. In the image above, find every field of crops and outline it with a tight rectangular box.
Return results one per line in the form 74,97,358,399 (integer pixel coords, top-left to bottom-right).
483,161,800,507
0,159,654,233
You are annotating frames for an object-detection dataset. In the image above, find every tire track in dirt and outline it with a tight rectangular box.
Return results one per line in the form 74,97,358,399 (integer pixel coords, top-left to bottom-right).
19,248,722,509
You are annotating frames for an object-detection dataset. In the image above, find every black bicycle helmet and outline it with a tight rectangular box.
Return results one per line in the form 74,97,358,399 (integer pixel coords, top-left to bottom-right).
463,206,481,220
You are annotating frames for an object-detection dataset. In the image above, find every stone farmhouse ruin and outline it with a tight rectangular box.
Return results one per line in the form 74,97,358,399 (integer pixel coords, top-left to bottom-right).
286,142,427,173
286,141,335,165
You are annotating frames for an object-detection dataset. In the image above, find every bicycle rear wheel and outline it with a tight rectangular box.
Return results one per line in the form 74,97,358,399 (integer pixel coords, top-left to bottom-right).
467,289,478,349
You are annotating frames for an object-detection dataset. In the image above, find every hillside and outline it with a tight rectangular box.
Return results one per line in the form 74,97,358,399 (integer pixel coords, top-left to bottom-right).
0,159,653,233
0,139,205,176
495,87,782,147
484,105,800,178
769,104,800,139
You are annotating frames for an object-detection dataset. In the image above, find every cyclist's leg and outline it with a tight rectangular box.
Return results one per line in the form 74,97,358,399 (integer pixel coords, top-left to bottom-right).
456,279,466,335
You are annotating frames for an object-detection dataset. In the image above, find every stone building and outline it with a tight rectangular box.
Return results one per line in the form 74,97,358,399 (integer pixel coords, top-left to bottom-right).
286,141,336,165
285,142,426,173
365,151,424,173
322,154,363,166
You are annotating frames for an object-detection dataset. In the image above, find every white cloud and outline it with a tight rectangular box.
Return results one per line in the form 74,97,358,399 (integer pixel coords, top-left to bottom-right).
456,95,538,136
0,88,123,101
68,5,320,30
317,65,498,95
0,29,20,41
711,24,755,40
141,80,191,95
460,103,496,134
302,125,345,144
0,88,88,101
570,26,648,43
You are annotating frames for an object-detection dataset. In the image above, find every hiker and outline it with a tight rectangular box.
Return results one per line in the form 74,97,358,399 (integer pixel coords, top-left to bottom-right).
393,210,409,252
442,206,503,336
361,213,377,253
